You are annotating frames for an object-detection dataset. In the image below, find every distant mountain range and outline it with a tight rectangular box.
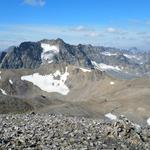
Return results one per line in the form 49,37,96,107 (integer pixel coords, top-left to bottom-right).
0,38,150,78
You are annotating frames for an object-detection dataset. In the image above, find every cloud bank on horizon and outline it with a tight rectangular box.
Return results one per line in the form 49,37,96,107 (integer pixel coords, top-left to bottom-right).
0,0,150,50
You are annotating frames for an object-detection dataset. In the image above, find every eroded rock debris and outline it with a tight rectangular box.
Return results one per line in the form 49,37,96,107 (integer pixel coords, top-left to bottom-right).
0,113,149,150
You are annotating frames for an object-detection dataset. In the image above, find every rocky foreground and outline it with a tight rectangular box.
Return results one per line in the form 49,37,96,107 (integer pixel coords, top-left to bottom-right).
0,113,150,150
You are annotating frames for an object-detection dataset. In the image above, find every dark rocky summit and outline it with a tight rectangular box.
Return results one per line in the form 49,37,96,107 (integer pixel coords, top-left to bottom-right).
0,42,42,69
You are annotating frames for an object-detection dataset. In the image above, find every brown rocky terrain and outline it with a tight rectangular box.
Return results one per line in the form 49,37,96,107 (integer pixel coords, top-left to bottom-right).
0,63,150,126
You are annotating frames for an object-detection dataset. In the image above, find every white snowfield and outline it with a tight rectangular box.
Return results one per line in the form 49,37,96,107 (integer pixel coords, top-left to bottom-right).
79,67,91,73
101,52,141,61
41,43,59,53
110,81,115,85
21,67,70,95
41,43,59,62
147,118,150,125
101,52,117,56
91,61,121,72
123,54,141,60
105,113,117,120
0,88,7,95
48,60,53,64
9,79,13,85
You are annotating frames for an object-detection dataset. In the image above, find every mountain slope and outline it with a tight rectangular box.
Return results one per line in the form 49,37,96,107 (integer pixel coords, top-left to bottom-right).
0,63,150,125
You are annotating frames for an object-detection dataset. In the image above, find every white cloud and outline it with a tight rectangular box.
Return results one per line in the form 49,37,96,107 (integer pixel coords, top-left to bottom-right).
74,25,86,31
106,27,118,33
71,26,100,37
23,0,46,6
71,25,94,32
106,27,128,35
70,25,89,32
85,32,100,37
0,24,150,50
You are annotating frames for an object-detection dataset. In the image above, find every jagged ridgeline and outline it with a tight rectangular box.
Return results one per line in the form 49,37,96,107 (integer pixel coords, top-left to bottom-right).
0,38,150,77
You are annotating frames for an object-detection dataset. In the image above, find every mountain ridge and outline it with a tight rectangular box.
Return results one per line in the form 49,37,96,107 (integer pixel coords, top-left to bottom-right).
0,38,150,78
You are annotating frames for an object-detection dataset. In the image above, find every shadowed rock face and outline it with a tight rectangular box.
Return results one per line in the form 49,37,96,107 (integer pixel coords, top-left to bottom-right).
1,42,42,69
0,52,7,63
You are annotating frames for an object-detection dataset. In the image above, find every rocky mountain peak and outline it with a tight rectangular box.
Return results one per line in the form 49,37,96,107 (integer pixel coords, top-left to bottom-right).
0,41,42,69
40,38,65,47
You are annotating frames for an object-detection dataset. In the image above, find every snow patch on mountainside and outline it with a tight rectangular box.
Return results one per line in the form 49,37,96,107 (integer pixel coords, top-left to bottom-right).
100,51,142,62
110,81,115,85
79,68,91,72
0,88,7,95
123,54,141,60
147,118,150,125
105,113,117,120
48,60,53,64
9,79,13,85
21,67,69,95
41,43,59,63
91,61,121,72
101,52,117,56
41,43,59,53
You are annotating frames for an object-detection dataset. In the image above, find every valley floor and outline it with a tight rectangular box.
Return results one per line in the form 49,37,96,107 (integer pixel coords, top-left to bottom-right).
0,113,150,150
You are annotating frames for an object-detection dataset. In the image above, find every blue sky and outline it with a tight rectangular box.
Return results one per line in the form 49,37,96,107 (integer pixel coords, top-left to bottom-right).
0,0,150,50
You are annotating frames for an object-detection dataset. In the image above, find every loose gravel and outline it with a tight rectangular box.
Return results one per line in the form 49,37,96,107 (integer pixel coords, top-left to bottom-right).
0,113,150,150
